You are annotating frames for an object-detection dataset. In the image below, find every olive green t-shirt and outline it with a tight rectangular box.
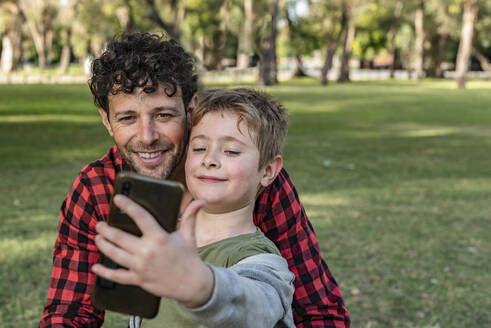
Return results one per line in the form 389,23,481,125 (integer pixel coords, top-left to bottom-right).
143,229,280,328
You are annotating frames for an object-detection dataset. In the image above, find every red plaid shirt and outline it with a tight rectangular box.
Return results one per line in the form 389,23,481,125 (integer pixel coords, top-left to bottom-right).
40,146,349,327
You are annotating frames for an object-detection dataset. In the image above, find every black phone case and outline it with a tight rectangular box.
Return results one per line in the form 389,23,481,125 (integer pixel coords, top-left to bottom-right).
91,172,183,318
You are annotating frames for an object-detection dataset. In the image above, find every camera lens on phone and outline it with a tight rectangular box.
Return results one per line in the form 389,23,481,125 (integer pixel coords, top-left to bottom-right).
122,181,131,196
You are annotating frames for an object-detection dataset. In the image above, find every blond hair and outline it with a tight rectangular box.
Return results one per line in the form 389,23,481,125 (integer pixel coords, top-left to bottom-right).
192,88,288,169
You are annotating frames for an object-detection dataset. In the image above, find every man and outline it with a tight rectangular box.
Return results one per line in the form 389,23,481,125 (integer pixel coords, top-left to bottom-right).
40,32,350,328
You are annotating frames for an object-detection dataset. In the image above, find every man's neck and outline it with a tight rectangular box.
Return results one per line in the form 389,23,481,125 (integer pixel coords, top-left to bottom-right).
195,203,257,247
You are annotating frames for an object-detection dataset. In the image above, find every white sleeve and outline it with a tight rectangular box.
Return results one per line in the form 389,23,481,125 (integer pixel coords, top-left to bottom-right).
181,253,295,328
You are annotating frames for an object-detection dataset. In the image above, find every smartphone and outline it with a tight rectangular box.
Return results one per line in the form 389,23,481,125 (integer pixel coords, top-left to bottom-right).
91,172,184,318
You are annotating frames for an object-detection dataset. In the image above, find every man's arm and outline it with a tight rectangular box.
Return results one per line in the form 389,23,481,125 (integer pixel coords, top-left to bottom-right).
40,173,106,327
254,168,350,328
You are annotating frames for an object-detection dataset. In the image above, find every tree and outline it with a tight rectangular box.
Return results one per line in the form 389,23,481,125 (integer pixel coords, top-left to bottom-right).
424,0,460,78
472,0,491,73
140,0,184,41
115,0,136,33
337,1,356,82
258,0,280,85
236,0,254,68
283,1,321,77
309,0,342,85
455,0,479,88
185,0,236,70
413,0,424,80
57,0,79,74
71,0,122,72
0,1,24,73
386,1,403,78
19,0,58,70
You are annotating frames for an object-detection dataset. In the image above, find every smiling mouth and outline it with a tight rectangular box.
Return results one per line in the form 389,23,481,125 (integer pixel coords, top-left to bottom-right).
197,176,227,183
133,150,168,164
137,151,163,159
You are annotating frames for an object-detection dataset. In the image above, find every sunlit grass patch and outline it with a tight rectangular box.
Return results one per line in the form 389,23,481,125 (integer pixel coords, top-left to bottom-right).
1,80,490,327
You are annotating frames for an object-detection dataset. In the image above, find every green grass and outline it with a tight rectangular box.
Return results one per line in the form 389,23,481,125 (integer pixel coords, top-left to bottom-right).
1,79,490,327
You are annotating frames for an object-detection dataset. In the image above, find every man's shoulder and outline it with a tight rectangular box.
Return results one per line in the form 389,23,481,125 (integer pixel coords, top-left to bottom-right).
61,146,121,220
78,146,122,182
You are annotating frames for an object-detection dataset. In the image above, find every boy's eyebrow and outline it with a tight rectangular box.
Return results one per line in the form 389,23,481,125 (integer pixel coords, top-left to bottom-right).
191,134,248,146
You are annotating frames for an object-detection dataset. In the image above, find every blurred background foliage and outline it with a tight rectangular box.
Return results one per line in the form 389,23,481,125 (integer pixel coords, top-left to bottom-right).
0,0,489,87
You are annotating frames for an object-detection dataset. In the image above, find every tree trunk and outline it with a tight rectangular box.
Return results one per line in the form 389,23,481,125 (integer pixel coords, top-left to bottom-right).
413,0,424,80
473,47,490,72
284,5,307,77
0,3,23,73
388,1,403,79
59,27,72,74
259,0,279,86
434,33,448,78
237,0,254,68
19,0,55,70
456,0,479,88
1,35,14,73
321,40,337,85
388,29,397,78
214,0,231,70
338,5,355,83
293,55,307,77
25,18,48,69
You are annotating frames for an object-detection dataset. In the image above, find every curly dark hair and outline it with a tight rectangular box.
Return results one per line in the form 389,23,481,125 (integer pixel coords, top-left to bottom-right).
89,33,198,114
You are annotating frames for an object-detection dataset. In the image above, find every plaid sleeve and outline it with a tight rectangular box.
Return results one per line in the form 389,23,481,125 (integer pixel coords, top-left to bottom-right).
40,171,110,327
254,168,350,328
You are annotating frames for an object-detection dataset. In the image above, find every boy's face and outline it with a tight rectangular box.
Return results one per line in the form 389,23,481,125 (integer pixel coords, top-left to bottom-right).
100,85,188,179
185,111,265,214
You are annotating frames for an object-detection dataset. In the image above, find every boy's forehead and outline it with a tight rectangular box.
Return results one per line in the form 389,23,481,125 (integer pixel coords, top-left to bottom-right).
193,111,256,143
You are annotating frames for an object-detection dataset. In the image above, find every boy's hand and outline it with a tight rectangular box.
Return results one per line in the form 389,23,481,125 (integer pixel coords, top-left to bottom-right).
92,195,214,308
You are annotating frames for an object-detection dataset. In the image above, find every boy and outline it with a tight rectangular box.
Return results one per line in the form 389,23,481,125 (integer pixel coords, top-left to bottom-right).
92,88,295,327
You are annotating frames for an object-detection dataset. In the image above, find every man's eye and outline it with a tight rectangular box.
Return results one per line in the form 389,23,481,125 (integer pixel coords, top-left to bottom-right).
157,113,173,119
119,116,135,122
225,150,240,156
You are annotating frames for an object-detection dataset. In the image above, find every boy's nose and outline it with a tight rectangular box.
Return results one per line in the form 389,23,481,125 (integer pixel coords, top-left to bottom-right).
202,152,221,169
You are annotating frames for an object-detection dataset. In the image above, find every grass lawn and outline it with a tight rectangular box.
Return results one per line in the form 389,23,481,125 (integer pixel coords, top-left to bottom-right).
0,79,490,327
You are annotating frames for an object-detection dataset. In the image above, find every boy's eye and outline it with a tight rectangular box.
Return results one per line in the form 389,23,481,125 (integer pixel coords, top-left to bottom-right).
225,150,240,156
192,147,206,152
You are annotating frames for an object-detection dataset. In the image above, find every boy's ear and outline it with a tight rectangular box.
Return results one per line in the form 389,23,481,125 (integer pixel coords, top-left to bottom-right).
187,94,199,115
98,108,113,137
260,155,283,188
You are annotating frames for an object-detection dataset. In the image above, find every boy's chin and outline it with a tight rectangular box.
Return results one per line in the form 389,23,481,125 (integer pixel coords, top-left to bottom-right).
200,200,252,215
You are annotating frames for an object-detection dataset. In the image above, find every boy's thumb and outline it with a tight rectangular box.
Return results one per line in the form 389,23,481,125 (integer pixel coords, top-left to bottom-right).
180,200,205,239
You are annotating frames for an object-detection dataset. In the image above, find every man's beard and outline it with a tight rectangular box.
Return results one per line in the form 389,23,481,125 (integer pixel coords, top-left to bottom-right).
118,140,185,180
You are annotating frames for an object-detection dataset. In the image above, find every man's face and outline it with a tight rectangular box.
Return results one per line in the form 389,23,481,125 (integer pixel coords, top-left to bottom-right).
100,86,188,179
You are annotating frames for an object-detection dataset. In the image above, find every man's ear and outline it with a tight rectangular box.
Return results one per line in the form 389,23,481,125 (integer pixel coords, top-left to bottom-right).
260,155,283,188
187,94,199,115
98,108,113,137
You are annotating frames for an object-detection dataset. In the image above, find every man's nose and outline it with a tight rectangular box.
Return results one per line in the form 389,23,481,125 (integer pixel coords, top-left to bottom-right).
138,119,159,144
